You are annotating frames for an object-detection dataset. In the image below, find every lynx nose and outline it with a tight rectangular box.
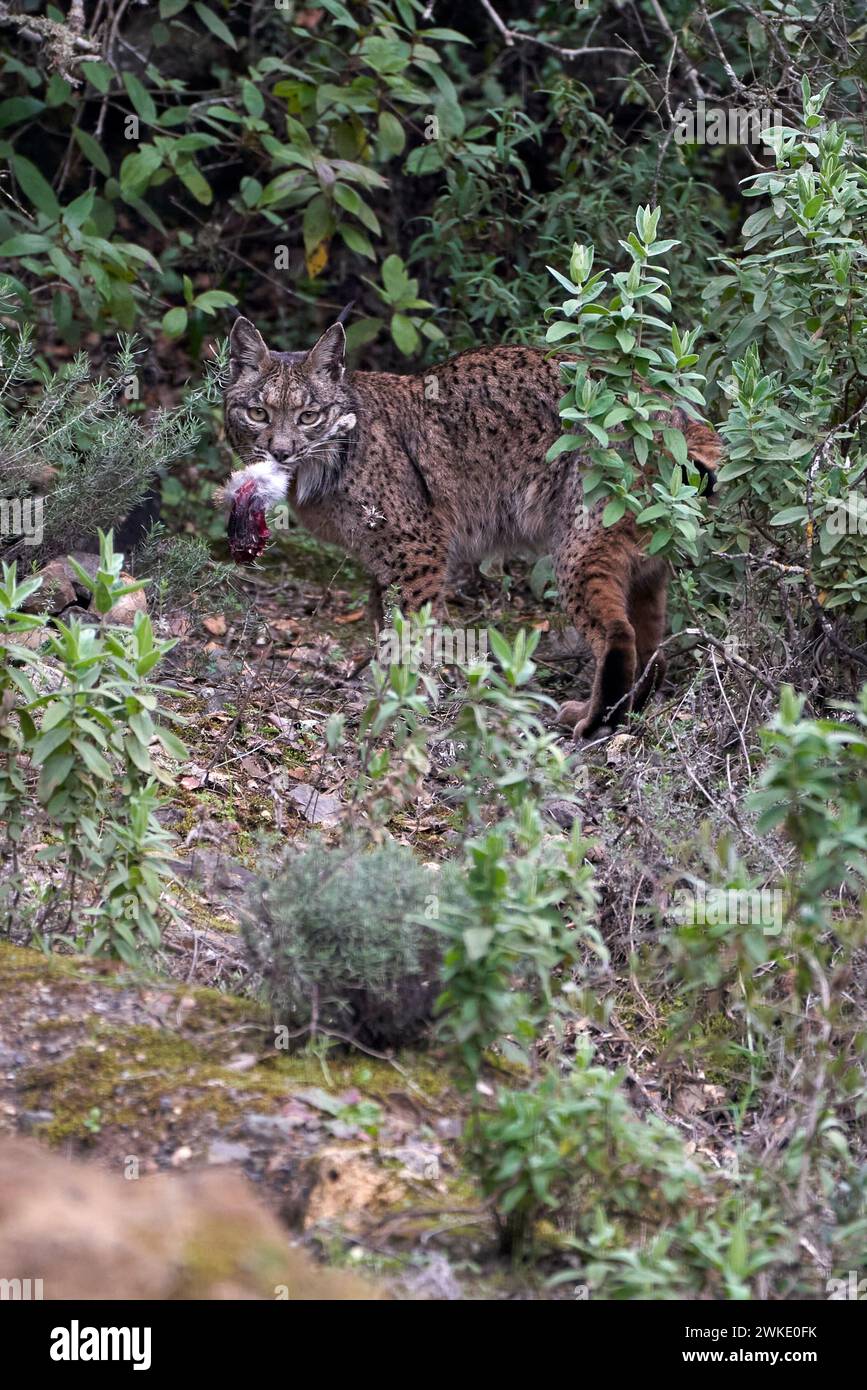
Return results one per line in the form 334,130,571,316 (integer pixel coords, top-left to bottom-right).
270,447,294,465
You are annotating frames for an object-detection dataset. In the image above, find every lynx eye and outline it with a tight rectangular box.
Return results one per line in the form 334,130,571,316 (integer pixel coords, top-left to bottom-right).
298,409,322,427
247,406,269,423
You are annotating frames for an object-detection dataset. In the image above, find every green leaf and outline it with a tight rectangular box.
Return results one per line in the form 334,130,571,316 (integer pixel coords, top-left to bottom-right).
302,194,334,254
602,498,627,526
193,288,236,313
463,927,494,962
647,528,672,554
0,233,52,256
378,111,406,155
545,321,581,342
339,223,375,259
769,506,809,526
119,145,163,197
420,28,471,43
241,79,265,119
391,312,420,355
162,306,188,336
662,427,688,468
73,126,111,177
31,726,71,764
156,727,188,759
72,739,113,780
81,61,113,93
194,2,238,48
63,188,96,232
122,72,157,124
38,750,74,800
0,97,45,129
12,154,60,218
175,159,213,205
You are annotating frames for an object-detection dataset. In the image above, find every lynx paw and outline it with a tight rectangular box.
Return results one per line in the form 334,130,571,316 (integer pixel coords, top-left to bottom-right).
559,700,605,738
556,699,611,740
555,699,589,729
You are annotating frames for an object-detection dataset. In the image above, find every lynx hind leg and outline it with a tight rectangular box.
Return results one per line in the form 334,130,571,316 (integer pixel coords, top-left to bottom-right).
628,554,668,712
554,528,639,738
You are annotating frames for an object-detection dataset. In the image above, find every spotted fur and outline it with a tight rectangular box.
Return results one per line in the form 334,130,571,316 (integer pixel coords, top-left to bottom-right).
223,317,721,736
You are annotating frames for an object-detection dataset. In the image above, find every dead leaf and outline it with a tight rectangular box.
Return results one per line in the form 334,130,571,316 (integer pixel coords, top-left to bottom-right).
306,240,329,278
203,614,227,637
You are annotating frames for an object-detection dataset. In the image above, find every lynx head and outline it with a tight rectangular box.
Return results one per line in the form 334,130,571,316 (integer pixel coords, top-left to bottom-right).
224,317,357,502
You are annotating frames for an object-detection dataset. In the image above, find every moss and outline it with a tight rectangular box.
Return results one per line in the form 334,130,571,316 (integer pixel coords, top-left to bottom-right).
166,883,241,935
0,940,99,986
19,1010,452,1148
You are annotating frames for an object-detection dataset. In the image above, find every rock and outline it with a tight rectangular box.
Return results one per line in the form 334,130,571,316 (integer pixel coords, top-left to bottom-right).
293,1146,406,1233
19,553,146,625
0,1137,383,1299
543,798,580,830
104,585,147,627
169,850,259,898
403,1253,464,1301
288,784,342,826
224,1053,258,1073
606,732,635,766
206,1140,251,1166
243,1112,306,1141
15,1110,54,1135
20,559,77,615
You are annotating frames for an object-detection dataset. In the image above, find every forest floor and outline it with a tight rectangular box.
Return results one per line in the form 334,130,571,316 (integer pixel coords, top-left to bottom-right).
2,522,787,1298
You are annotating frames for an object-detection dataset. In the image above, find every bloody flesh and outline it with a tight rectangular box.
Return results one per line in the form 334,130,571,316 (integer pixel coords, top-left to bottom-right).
227,476,270,564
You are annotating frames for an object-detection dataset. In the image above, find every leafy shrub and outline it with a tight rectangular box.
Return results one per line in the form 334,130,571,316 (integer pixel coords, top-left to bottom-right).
240,836,448,1049
545,205,711,570
0,532,186,958
0,1,466,351
479,1045,703,1256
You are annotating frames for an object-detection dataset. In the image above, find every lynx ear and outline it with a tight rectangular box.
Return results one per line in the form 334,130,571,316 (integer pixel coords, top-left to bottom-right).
229,316,269,373
307,323,346,382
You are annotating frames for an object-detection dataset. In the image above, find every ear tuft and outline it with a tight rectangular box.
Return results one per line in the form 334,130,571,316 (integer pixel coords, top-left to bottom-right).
229,317,268,372
307,323,346,382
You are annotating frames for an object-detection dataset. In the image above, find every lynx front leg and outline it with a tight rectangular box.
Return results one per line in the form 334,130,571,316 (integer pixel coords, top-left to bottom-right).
553,525,640,738
367,580,385,633
380,537,449,622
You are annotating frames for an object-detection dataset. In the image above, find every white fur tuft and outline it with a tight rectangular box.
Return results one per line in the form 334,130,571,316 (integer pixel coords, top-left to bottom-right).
220,459,290,509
